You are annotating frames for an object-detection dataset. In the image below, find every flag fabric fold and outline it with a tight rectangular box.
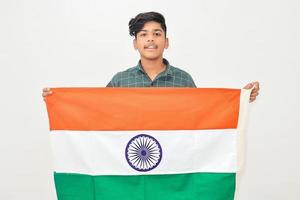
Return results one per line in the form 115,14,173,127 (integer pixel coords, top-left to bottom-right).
45,88,250,200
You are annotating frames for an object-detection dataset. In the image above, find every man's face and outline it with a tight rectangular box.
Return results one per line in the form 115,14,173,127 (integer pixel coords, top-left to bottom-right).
133,21,169,60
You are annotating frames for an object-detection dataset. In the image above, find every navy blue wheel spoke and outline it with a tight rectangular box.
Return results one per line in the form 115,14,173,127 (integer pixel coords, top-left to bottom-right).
133,142,141,150
149,149,159,153
145,158,152,168
129,155,139,160
148,145,158,151
135,157,142,166
129,145,139,151
141,160,145,169
135,140,141,149
131,155,139,162
145,138,152,149
141,136,145,147
147,156,157,164
149,154,159,159
147,142,155,150
128,152,139,155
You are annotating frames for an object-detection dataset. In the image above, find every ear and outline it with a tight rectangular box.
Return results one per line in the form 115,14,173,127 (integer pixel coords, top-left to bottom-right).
164,37,169,49
133,38,138,50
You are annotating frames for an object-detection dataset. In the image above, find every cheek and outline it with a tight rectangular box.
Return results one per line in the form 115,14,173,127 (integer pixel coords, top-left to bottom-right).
136,40,145,49
157,39,167,46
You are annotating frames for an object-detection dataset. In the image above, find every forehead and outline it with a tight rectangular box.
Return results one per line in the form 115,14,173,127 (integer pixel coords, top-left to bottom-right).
140,21,163,32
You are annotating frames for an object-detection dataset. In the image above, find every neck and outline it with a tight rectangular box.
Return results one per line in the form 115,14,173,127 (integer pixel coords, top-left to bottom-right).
140,57,166,81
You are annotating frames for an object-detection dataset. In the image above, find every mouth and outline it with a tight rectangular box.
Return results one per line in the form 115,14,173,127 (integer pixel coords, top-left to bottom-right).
144,44,158,50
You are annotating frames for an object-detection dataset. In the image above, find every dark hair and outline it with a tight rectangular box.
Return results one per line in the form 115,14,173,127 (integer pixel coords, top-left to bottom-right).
128,12,167,37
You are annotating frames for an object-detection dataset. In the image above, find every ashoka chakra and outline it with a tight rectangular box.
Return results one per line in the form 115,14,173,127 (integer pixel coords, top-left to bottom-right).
125,134,162,172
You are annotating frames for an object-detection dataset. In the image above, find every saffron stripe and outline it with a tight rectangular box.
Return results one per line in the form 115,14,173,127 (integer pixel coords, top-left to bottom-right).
45,88,241,130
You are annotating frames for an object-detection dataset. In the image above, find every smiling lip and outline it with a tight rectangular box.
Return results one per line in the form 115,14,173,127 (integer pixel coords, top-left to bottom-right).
144,44,158,50
145,48,157,51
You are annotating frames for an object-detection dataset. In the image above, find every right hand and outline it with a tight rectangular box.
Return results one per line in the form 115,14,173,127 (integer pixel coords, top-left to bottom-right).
42,88,53,100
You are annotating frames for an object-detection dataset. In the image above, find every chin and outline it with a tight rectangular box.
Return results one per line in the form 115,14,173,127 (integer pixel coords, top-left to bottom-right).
143,56,161,60
142,53,162,60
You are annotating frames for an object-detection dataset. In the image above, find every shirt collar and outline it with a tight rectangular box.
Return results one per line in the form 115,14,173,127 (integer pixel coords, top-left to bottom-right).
136,58,173,76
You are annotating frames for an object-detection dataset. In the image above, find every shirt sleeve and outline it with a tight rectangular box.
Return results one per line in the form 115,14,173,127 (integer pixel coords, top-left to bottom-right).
106,72,122,87
187,74,197,88
190,78,197,88
106,81,113,87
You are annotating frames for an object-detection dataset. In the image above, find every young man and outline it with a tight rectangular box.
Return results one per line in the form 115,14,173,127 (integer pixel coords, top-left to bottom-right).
43,12,259,101
106,12,196,88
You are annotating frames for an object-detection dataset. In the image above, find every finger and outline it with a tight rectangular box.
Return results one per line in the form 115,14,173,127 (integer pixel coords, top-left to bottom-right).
243,83,253,89
252,81,260,90
43,88,50,92
250,95,257,99
250,83,260,94
42,91,53,97
43,88,53,94
250,91,259,96
252,88,259,93
249,98,256,103
250,96,256,101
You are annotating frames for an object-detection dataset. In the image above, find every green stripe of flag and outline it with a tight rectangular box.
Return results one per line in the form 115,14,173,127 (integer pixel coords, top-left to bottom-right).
54,172,236,200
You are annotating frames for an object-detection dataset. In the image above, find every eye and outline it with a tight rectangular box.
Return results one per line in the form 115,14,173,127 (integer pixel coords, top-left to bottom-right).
140,33,146,37
155,32,161,36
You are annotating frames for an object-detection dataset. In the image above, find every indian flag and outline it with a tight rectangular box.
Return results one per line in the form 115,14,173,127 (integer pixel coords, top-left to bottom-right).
45,88,250,200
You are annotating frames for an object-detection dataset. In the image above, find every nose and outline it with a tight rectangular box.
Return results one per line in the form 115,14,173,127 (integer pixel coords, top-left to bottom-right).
147,34,154,42
147,38,154,42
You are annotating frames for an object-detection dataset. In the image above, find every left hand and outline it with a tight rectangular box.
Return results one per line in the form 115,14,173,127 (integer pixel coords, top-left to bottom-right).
243,81,260,103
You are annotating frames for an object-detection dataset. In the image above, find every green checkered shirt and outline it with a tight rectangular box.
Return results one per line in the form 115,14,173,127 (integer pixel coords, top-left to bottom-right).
107,59,196,88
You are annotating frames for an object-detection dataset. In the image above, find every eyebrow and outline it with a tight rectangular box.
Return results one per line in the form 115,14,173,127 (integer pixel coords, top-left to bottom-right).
139,29,163,33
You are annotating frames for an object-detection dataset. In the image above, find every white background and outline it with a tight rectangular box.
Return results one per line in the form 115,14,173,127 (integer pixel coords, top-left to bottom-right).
0,0,299,199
